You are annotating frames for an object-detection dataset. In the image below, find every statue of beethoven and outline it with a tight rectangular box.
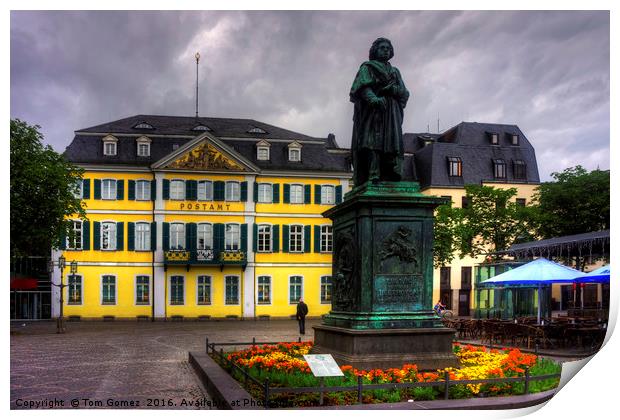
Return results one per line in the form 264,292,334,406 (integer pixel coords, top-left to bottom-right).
350,37,410,186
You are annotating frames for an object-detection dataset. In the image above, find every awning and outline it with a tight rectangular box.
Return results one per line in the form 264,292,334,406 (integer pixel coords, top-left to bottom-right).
10,276,39,290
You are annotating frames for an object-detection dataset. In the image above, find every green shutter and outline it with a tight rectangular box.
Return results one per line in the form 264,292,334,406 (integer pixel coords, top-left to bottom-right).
116,180,124,200
253,182,259,202
315,185,322,204
304,225,311,252
283,184,290,203
272,184,280,203
151,222,157,251
187,223,197,251
162,222,170,251
151,180,157,201
336,185,343,203
94,179,101,199
214,181,225,201
282,225,289,253
127,222,135,251
241,224,248,252
82,220,90,250
128,180,136,200
186,180,197,200
240,182,248,202
214,223,225,251
93,221,100,250
82,179,90,199
163,179,170,200
252,224,258,252
314,225,321,253
116,222,124,250
304,185,311,204
59,228,67,250
272,225,279,253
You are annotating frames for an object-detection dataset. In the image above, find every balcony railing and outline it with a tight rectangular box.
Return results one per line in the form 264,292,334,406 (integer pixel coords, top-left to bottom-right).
164,249,246,266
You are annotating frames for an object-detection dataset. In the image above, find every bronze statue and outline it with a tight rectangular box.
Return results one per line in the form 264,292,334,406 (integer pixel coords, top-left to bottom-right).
350,37,410,185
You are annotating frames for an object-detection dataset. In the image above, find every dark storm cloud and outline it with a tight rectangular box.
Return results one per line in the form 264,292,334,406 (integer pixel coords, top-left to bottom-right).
10,10,609,180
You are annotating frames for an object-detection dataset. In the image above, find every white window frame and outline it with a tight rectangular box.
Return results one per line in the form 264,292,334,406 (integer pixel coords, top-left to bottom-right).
170,223,186,250
490,133,499,145
135,222,151,251
257,224,272,253
224,275,240,305
511,134,520,146
257,276,272,305
321,185,335,205
225,223,240,251
101,221,117,251
320,225,333,253
320,276,332,304
103,141,117,156
197,223,213,250
225,181,240,202
67,274,83,305
197,180,213,201
135,275,151,305
135,180,151,201
494,159,507,179
288,147,301,162
257,146,270,161
101,179,117,200
288,275,304,304
289,224,304,253
169,275,185,305
73,180,83,199
258,183,273,203
101,274,117,305
170,179,185,200
136,136,152,157
196,275,212,305
67,220,83,250
290,184,303,204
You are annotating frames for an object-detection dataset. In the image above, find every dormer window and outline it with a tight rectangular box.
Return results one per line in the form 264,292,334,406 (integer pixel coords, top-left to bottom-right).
248,127,267,134
256,140,271,161
510,134,520,146
447,157,462,177
136,136,152,157
493,158,507,179
102,135,118,156
288,141,302,162
192,124,211,132
513,159,527,179
488,132,499,145
133,122,154,130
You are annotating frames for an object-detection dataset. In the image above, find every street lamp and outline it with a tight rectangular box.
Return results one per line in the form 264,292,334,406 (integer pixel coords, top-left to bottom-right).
57,256,66,333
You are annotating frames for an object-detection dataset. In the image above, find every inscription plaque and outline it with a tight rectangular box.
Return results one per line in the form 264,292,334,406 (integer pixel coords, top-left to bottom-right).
373,274,423,312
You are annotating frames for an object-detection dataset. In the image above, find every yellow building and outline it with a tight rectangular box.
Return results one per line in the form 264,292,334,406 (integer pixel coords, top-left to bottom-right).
52,118,541,320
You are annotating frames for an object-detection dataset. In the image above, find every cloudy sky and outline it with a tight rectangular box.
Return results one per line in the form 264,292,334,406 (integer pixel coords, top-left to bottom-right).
10,10,610,181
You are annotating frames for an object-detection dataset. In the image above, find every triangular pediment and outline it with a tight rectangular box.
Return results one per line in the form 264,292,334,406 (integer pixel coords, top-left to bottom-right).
152,133,259,172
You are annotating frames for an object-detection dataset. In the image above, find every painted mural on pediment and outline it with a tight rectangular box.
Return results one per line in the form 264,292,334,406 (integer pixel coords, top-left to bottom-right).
167,142,245,171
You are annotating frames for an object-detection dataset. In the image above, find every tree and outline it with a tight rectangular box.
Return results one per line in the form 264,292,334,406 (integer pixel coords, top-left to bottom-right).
530,166,610,239
433,185,534,267
10,119,86,256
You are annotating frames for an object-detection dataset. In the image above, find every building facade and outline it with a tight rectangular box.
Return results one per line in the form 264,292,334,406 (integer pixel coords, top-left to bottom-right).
51,117,540,320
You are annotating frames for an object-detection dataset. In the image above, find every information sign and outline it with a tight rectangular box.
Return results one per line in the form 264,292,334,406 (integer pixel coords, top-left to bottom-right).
303,354,344,377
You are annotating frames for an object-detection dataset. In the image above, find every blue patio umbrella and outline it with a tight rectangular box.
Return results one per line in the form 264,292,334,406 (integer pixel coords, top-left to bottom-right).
573,265,610,283
480,258,583,324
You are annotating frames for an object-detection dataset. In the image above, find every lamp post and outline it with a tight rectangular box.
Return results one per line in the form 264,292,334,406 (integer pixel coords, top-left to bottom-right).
49,256,72,333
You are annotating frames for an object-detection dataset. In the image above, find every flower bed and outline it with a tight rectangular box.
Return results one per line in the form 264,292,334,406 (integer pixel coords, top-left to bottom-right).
220,342,561,407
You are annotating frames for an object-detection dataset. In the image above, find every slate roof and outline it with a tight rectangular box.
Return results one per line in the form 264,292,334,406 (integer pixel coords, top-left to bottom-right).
64,114,351,173
407,122,540,188
64,116,539,183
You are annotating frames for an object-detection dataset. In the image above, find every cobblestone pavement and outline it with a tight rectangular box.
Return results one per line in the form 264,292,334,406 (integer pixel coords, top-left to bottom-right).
10,318,318,410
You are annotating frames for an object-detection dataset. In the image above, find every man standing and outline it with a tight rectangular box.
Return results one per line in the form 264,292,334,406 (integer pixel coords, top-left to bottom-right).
296,298,309,335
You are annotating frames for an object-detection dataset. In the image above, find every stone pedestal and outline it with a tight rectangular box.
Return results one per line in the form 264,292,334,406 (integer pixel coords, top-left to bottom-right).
312,181,458,370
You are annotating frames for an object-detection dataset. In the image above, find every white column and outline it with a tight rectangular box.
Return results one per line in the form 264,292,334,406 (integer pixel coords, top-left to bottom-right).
243,174,257,319
153,172,166,318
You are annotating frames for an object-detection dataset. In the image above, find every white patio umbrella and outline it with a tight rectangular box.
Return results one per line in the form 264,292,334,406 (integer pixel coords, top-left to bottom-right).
573,265,610,283
480,258,584,324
